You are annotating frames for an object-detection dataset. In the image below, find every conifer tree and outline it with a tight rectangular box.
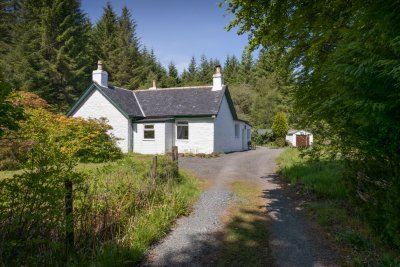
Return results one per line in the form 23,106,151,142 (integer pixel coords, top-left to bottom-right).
109,6,141,89
164,62,179,87
3,0,93,110
223,55,240,84
238,50,254,84
185,56,198,85
198,55,212,84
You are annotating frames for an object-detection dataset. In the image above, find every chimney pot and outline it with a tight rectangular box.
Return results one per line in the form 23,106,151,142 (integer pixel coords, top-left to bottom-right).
215,65,221,74
149,80,157,90
212,65,224,91
97,60,103,70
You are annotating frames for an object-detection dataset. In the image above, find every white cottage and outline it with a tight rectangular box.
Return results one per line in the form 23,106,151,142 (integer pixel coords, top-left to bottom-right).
68,62,251,154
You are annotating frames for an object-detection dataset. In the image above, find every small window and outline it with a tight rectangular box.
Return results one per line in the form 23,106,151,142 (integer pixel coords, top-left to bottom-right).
177,121,189,140
144,124,155,139
235,124,240,138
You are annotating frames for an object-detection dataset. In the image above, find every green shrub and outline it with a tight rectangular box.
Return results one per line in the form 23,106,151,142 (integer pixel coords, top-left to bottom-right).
271,112,289,138
274,137,286,147
251,130,273,145
347,158,400,249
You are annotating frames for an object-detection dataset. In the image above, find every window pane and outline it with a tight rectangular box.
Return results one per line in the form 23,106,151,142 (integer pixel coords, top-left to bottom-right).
177,125,189,139
144,124,155,139
144,130,155,139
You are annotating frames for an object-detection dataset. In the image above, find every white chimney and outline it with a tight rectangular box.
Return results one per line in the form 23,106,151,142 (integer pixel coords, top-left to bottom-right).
92,60,108,87
212,65,224,91
149,80,157,90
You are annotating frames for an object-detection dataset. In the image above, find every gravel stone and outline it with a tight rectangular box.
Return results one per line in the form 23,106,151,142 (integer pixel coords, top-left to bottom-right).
142,148,340,267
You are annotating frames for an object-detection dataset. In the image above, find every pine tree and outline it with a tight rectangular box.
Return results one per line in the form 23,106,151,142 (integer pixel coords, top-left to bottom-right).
0,0,19,57
198,55,212,84
3,0,93,110
224,55,240,84
184,56,199,85
109,6,141,89
164,62,179,87
238,50,254,84
93,3,118,79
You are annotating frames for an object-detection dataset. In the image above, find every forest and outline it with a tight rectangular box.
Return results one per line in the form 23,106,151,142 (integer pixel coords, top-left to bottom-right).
0,0,292,129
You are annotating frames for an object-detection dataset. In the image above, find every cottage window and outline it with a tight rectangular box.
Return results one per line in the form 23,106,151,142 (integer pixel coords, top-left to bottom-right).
235,124,240,138
177,121,189,140
144,124,155,139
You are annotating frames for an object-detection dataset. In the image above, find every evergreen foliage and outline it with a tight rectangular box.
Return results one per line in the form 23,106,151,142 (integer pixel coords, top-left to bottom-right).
272,112,288,138
225,0,400,248
93,4,143,89
1,0,93,110
0,72,24,137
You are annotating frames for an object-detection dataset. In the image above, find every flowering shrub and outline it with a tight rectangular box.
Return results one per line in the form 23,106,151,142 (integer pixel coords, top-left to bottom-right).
0,92,122,170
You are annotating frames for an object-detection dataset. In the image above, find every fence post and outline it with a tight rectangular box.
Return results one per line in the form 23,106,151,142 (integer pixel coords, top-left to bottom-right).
172,146,179,173
150,155,157,180
65,179,74,254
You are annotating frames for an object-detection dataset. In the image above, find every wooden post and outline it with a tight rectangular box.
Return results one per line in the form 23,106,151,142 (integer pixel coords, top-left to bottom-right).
172,146,178,162
172,146,179,174
65,179,74,254
150,155,157,180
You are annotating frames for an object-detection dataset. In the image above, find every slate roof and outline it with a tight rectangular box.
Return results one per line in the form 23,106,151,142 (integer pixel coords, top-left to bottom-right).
134,86,225,117
98,85,143,117
68,83,241,121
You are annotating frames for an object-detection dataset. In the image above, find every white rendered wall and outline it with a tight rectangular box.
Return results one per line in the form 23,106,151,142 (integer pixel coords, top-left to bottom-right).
214,96,247,152
72,89,129,153
133,122,166,154
175,118,214,154
286,135,296,146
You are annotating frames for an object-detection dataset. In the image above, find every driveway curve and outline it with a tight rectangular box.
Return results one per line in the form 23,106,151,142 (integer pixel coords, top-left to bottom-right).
142,148,339,267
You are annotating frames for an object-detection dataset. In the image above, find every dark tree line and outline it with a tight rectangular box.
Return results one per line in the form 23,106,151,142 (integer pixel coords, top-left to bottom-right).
0,0,292,129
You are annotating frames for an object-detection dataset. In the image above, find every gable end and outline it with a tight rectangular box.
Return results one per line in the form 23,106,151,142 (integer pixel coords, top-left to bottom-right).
67,83,129,119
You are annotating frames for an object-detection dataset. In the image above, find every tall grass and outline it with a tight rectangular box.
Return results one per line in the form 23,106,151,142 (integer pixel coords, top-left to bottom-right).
276,148,400,266
0,155,200,266
276,148,346,199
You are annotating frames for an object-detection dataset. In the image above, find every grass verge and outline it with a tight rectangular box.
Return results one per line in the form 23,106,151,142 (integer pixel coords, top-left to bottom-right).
276,148,400,267
216,180,274,267
0,154,200,266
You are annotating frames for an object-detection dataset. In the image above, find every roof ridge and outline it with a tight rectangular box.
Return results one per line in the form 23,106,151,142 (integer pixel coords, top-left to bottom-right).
134,85,212,92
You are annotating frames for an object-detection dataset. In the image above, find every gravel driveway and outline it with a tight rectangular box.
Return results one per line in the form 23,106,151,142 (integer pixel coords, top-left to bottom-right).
142,148,339,267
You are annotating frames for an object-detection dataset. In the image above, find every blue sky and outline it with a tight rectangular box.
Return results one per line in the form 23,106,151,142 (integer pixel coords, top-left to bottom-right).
81,0,249,73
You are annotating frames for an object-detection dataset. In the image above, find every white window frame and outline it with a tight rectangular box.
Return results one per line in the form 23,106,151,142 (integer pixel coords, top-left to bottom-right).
176,121,189,140
235,123,240,138
143,124,155,140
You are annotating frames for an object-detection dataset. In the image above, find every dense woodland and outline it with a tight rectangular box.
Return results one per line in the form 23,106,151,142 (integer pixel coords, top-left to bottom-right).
226,0,400,252
0,0,292,129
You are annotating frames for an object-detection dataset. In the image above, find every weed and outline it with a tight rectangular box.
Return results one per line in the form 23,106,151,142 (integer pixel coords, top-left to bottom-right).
0,155,200,266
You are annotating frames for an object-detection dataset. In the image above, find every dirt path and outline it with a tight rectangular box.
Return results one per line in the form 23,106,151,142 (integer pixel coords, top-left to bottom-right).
142,148,339,267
